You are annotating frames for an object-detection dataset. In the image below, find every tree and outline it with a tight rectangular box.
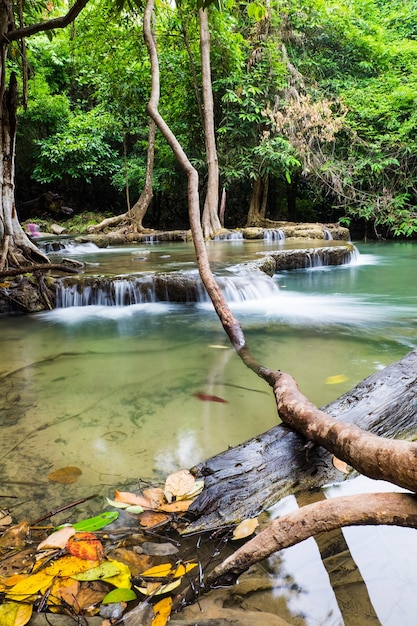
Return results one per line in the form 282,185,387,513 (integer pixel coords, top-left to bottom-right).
0,0,90,272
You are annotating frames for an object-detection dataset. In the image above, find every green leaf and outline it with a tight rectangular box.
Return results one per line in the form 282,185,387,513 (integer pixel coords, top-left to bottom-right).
72,511,119,532
71,561,122,581
101,588,137,604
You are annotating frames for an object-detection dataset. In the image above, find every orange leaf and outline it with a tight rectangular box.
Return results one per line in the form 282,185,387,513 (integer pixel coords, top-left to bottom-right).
115,490,153,509
138,511,171,529
232,518,259,540
47,466,82,484
66,533,104,561
159,500,191,513
152,597,172,626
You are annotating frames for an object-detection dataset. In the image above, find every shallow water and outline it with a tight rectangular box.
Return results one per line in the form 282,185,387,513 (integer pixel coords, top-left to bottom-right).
1,238,417,625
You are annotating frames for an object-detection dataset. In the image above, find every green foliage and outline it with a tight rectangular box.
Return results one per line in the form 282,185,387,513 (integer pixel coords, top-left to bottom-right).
33,109,122,184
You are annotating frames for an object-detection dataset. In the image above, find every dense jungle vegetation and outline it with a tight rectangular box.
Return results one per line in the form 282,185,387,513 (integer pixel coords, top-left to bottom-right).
13,0,417,237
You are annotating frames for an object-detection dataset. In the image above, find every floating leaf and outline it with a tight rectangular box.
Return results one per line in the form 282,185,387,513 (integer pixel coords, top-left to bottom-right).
152,597,172,626
164,470,195,498
134,579,181,596
38,526,75,551
332,456,351,474
102,559,131,589
192,392,228,403
47,466,82,484
73,511,119,532
208,344,229,349
71,560,122,581
102,587,137,604
325,374,349,385
232,518,259,540
0,601,32,626
66,532,104,561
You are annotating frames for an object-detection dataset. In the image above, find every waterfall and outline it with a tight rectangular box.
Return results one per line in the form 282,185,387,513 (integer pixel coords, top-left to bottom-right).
323,229,333,240
54,271,279,308
263,228,285,242
213,231,244,241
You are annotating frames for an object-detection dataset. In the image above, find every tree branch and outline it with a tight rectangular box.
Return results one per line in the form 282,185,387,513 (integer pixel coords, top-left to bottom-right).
4,0,90,43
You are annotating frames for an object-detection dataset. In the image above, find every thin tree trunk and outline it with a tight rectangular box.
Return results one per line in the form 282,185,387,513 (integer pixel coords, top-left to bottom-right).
199,7,222,238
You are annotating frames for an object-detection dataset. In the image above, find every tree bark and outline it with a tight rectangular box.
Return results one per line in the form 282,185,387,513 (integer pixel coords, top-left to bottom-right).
186,347,417,532
200,8,222,238
246,175,269,226
206,493,417,587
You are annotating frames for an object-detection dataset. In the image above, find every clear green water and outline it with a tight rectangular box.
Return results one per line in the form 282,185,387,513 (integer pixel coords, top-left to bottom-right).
0,239,416,625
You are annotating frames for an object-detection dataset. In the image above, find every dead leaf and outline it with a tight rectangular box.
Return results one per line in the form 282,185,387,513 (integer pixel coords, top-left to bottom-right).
332,456,351,474
106,548,153,577
232,518,259,540
48,577,80,612
164,470,195,498
0,510,13,527
152,597,172,626
0,548,36,578
138,511,171,529
135,578,181,596
115,491,153,509
66,532,104,561
38,526,75,551
73,580,109,614
47,466,82,484
0,601,32,626
0,521,30,552
141,542,178,557
143,487,166,509
159,500,192,513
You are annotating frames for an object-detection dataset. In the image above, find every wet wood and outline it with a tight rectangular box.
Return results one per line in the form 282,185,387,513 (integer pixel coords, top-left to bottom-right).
206,492,417,586
186,348,417,533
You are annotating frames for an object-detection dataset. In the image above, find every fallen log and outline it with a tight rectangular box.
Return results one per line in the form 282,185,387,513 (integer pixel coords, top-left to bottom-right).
186,347,417,533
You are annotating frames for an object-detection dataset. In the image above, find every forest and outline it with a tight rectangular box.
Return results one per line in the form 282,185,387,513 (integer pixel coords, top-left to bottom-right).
10,0,417,240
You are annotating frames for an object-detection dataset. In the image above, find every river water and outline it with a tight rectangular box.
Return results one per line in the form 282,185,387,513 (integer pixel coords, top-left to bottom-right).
0,238,416,625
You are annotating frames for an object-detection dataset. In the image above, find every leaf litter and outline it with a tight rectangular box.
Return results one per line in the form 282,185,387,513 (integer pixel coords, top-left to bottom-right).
0,467,257,625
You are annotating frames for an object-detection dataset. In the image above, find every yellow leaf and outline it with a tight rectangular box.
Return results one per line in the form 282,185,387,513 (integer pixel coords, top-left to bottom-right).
102,559,131,589
0,602,32,626
6,570,54,602
44,555,99,577
325,374,348,385
152,597,172,626
71,560,122,581
232,518,259,540
135,578,181,596
140,563,173,578
164,469,195,498
140,562,197,580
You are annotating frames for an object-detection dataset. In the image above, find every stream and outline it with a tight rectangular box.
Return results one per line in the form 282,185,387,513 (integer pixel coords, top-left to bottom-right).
1,237,416,625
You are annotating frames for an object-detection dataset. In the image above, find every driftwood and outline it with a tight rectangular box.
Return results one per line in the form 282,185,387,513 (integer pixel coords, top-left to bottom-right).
186,348,417,533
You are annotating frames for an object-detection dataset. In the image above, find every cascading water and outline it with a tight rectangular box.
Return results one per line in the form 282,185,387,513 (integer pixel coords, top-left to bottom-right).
213,231,244,241
263,228,285,241
323,229,333,240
